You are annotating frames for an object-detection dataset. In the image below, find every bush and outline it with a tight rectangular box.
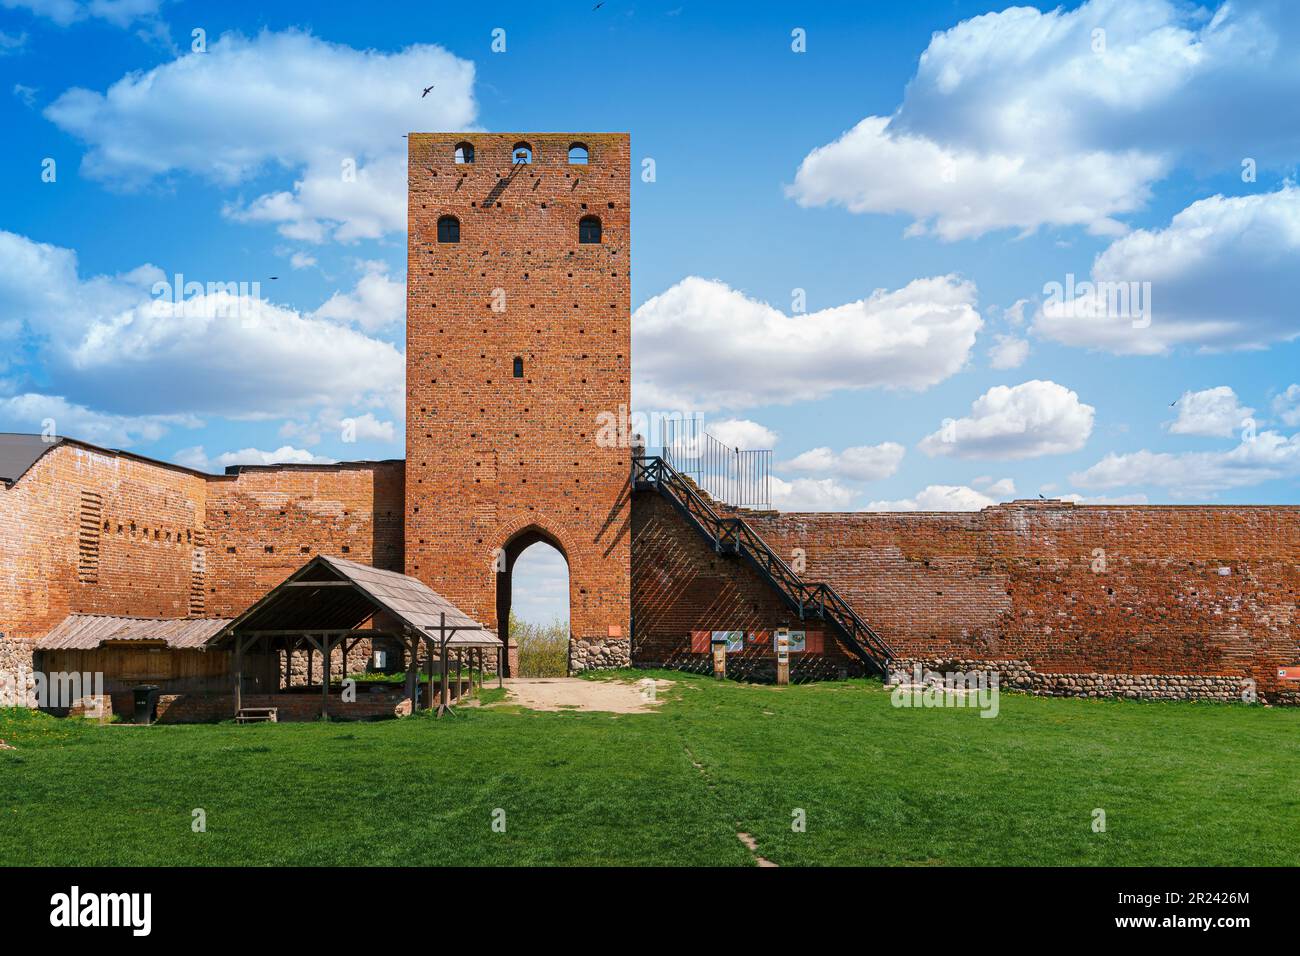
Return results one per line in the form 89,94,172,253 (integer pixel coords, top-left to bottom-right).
511,613,569,677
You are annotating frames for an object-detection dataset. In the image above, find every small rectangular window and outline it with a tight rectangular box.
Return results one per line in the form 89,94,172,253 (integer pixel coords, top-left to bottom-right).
513,357,524,378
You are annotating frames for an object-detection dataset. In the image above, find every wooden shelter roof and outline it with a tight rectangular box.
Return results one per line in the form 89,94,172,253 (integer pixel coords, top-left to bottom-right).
214,555,500,647
37,614,232,650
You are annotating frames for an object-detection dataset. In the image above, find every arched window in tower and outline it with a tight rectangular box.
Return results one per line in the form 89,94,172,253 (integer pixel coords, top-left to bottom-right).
437,215,460,243
513,356,524,378
578,215,602,244
454,142,475,164
568,143,589,164
512,142,533,164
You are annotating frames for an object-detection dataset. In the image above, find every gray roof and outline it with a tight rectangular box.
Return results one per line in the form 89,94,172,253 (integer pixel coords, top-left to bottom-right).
0,433,63,485
220,554,500,647
37,614,233,650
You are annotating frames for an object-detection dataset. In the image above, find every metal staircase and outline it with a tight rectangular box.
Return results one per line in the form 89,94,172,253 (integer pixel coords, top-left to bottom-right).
633,455,896,676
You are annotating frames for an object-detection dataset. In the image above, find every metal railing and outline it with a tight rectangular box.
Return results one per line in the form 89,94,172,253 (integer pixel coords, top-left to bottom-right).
659,417,771,510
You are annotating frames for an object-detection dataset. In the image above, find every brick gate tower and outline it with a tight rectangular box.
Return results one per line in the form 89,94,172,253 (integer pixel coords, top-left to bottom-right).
406,133,632,672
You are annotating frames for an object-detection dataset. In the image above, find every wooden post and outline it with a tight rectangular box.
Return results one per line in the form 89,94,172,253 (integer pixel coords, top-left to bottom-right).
497,640,504,689
403,629,418,712
775,628,790,687
455,649,463,702
437,614,450,717
320,634,331,719
234,634,244,718
425,636,436,711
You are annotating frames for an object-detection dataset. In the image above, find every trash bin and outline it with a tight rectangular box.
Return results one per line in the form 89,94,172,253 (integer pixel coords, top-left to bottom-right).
132,685,160,725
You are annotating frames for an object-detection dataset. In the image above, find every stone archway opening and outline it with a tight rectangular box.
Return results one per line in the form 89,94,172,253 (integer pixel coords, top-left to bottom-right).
495,528,571,677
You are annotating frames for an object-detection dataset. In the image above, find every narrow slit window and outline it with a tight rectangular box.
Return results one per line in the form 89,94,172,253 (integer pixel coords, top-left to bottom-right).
437,215,460,243
579,215,602,244
513,357,524,378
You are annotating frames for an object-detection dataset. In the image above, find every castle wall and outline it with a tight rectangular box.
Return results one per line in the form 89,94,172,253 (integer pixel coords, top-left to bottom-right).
0,444,404,687
631,494,1300,702
0,443,209,675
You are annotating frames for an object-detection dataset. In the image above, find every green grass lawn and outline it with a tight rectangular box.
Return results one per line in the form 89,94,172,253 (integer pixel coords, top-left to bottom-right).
2,672,1297,866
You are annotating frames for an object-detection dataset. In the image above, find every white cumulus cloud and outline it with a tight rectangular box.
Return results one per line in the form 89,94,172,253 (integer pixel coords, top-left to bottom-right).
788,0,1295,240
866,484,999,512
44,30,477,243
782,443,905,482
309,260,404,331
0,230,404,420
633,275,981,411
1034,187,1300,354
2,0,164,28
178,444,338,473
1168,386,1255,438
704,418,778,450
770,475,859,511
988,334,1029,370
1273,384,1300,427
0,392,199,447
919,380,1095,460
1071,431,1300,497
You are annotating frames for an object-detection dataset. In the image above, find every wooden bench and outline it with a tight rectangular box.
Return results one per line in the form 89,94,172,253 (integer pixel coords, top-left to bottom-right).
235,707,278,724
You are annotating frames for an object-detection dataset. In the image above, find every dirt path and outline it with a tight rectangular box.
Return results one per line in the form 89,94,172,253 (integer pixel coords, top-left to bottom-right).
499,677,672,714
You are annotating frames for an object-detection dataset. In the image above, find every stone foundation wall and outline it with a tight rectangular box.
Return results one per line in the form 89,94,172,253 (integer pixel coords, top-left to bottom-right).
0,634,36,704
571,637,631,672
890,657,1299,705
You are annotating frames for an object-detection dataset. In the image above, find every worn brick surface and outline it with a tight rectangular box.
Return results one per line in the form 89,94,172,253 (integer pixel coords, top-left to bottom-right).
631,496,1300,699
405,133,632,668
0,443,208,671
204,460,405,614
631,490,861,681
0,443,404,679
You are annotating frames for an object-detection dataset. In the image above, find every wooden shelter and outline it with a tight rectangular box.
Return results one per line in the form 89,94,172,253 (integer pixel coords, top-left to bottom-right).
35,614,240,705
212,554,501,719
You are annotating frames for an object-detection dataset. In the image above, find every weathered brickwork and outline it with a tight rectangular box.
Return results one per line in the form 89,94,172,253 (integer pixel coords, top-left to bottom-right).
405,133,632,669
0,443,405,684
0,443,209,674
631,495,1300,701
204,460,405,612
631,490,862,682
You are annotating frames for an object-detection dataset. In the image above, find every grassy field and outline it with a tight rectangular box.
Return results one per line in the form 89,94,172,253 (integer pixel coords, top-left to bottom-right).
1,672,1297,866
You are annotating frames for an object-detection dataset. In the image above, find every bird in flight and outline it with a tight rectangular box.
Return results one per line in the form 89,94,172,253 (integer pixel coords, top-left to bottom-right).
593,1,604,8
422,85,435,97
1037,493,1046,499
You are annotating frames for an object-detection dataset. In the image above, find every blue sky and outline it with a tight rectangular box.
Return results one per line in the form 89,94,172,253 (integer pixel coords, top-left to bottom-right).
3,0,1300,618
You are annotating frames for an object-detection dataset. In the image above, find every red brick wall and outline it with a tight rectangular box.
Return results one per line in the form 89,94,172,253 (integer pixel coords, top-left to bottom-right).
405,133,632,669
204,461,405,614
0,443,209,662
0,444,404,678
632,493,1300,698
